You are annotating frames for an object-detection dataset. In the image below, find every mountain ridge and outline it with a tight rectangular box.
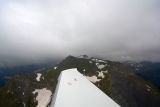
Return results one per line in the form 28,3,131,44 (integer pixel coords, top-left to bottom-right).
0,55,160,107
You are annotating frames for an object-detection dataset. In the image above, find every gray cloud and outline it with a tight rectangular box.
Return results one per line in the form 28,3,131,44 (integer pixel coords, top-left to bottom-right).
0,0,160,66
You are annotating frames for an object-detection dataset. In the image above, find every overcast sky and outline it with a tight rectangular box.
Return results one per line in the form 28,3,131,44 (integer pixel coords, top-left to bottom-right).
0,0,160,66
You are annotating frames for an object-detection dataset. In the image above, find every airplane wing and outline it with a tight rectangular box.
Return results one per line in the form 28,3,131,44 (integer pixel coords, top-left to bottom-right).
50,68,120,107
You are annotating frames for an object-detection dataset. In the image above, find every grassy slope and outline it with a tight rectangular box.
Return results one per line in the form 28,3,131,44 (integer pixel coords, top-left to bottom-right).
109,62,160,107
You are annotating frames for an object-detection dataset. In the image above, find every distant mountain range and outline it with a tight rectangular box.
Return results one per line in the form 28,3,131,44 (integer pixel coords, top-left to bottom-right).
0,62,57,87
124,61,160,89
0,56,160,107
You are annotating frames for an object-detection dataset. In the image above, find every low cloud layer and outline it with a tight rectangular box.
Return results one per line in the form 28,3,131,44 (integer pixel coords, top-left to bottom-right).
0,0,160,66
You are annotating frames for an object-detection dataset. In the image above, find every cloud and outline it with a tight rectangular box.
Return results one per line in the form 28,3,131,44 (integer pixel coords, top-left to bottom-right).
0,0,160,66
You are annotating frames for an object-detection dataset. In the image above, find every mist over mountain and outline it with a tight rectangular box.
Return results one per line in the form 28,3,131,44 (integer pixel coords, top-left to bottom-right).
0,0,160,66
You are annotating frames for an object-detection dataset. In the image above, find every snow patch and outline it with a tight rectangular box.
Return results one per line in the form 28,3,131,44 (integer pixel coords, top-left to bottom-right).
32,88,52,107
96,63,106,70
98,71,105,78
36,73,42,82
91,58,106,63
96,63,99,66
89,61,93,64
146,84,151,91
23,102,26,107
86,76,101,83
98,64,106,69
77,55,89,59
102,70,108,74
147,88,151,91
